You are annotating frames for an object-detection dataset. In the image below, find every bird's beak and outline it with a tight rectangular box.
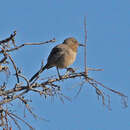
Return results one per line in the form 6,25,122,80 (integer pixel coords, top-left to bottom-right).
78,43,85,47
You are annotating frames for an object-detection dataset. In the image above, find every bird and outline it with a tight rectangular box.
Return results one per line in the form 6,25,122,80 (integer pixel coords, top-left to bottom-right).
29,37,84,82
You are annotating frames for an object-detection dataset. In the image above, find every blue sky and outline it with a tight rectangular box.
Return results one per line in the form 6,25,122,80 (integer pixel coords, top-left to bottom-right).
0,0,130,130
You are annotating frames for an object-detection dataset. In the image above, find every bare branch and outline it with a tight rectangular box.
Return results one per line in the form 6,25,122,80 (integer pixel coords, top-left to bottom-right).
84,16,88,75
7,54,20,83
7,111,34,130
0,38,56,53
0,31,16,45
0,56,7,64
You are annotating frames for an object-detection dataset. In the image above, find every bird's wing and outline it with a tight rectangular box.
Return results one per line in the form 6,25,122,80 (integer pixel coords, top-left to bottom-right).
49,46,62,57
46,44,66,67
48,45,63,60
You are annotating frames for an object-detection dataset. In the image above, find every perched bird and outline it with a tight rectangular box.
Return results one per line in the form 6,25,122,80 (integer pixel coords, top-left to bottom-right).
29,37,84,82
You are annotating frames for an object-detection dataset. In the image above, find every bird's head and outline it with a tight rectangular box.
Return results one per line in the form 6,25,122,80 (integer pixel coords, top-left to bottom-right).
63,37,84,52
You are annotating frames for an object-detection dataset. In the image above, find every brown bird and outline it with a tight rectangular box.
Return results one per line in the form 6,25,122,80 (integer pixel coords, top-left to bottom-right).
29,37,84,82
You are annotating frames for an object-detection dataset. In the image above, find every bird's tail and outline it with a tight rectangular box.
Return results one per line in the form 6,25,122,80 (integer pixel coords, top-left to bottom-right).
29,65,47,82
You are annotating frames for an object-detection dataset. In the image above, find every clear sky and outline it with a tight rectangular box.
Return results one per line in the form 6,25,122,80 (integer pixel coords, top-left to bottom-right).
0,0,130,130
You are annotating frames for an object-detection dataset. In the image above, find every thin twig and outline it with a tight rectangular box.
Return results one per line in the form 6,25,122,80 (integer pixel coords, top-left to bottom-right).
84,16,87,75
7,112,34,130
0,56,7,64
18,97,37,119
0,89,28,105
87,67,104,71
18,74,30,87
88,77,127,97
0,31,16,45
7,54,20,83
0,38,56,53
8,113,21,130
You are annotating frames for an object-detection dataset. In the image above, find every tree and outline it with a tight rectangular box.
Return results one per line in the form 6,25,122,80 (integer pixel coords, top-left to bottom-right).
0,20,127,129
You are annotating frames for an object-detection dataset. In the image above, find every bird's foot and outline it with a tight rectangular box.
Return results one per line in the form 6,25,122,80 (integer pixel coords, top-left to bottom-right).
65,68,75,75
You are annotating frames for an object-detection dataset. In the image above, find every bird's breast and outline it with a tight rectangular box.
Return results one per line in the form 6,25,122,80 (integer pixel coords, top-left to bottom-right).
57,48,77,68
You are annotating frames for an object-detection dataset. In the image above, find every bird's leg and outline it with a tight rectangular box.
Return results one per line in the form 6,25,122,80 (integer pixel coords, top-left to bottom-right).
56,67,62,79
